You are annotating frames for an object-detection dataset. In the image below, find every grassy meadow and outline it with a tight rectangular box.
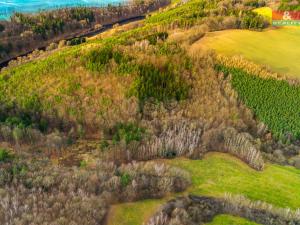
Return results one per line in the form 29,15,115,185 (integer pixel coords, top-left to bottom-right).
199,27,300,78
206,215,260,225
108,153,300,225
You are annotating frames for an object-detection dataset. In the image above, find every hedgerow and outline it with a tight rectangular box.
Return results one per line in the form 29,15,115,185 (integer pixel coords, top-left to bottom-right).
216,64,300,140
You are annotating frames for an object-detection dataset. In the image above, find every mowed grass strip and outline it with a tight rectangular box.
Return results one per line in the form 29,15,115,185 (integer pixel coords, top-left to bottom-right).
108,153,300,225
199,27,300,78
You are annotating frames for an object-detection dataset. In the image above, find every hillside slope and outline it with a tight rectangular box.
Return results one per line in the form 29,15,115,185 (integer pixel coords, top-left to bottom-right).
1,0,300,225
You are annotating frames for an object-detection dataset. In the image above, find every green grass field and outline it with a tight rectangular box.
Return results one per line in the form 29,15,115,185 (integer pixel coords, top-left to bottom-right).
200,27,300,78
206,214,260,225
108,153,300,225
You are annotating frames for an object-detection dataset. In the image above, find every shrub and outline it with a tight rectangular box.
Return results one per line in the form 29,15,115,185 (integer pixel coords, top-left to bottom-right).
112,122,145,145
0,149,12,162
164,150,177,159
68,37,86,46
84,46,132,73
130,64,189,104
11,163,27,177
120,173,131,187
100,140,109,151
80,160,87,168
240,11,265,30
0,104,48,133
58,40,67,48
157,42,183,56
5,116,28,128
46,42,58,51
117,61,137,75
145,32,169,45
84,46,114,72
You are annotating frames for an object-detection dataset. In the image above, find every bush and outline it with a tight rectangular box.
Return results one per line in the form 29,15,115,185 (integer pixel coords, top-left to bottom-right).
157,42,183,56
68,37,86,46
145,32,169,45
46,42,58,51
164,150,177,159
0,104,48,133
120,173,131,187
84,46,132,73
100,140,109,151
130,64,189,104
58,40,67,48
112,122,145,145
84,46,114,72
5,116,28,128
0,149,12,162
80,160,87,168
240,11,265,30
